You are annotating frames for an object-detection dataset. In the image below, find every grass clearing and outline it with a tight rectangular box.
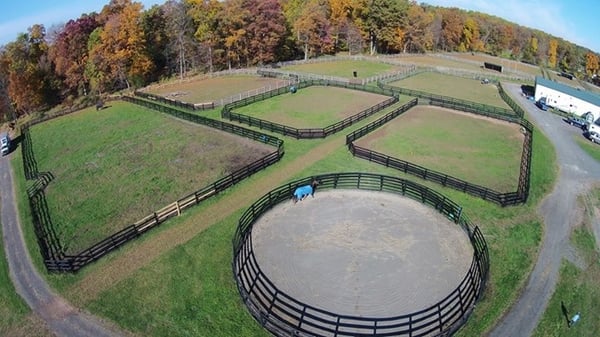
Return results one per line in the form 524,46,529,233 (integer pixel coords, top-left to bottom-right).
30,101,272,254
87,208,269,337
6,58,560,337
281,59,397,78
233,86,392,127
445,53,542,77
390,54,485,72
355,105,524,191
147,75,288,104
390,71,511,108
58,108,554,337
532,188,600,337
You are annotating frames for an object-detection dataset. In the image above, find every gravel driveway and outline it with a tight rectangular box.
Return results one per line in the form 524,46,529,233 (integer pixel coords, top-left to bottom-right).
488,83,600,337
1,157,127,337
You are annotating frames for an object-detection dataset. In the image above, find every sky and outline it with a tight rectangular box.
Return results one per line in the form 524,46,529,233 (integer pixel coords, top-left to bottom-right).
0,0,598,53
0,0,163,45
423,0,600,53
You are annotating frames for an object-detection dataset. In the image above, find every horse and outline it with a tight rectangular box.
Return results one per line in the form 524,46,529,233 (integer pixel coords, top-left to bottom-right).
292,179,319,203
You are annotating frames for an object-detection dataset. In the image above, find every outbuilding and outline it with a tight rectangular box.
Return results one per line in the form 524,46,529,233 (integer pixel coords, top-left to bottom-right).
534,76,600,122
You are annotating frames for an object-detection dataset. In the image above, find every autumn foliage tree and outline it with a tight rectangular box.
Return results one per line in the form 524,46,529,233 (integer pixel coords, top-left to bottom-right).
293,0,334,60
2,0,600,115
86,0,153,92
245,0,288,65
49,14,101,98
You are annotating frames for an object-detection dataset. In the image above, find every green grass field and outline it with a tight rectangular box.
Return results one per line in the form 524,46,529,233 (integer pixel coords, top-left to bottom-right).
390,71,512,108
233,86,392,127
356,105,524,191
3,56,565,337
30,101,272,254
58,123,554,337
282,59,398,78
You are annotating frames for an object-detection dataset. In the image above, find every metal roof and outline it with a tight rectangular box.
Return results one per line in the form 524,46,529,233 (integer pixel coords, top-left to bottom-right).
535,76,600,107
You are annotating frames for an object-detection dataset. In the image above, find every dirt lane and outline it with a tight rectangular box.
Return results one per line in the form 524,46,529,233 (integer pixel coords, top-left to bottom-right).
1,156,130,337
488,83,600,337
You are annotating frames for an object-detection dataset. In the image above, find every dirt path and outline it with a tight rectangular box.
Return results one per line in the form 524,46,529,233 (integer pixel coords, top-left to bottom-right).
69,134,344,305
1,156,131,337
488,83,600,337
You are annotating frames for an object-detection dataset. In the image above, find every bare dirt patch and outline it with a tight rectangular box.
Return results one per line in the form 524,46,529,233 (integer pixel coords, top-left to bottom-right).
252,189,473,316
147,75,289,104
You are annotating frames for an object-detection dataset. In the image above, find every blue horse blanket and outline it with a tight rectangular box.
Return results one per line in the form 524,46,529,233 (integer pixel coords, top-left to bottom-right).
293,185,313,200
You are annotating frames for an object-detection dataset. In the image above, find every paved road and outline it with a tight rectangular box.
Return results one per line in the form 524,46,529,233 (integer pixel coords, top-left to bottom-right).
488,83,600,337
1,156,126,337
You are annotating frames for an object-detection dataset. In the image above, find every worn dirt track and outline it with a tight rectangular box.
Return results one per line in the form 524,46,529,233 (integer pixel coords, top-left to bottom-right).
487,83,600,337
1,157,132,337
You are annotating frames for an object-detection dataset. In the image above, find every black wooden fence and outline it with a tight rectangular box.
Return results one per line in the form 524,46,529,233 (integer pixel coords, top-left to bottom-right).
378,82,520,118
134,90,215,111
23,97,284,272
222,77,398,139
233,172,489,337
346,87,533,207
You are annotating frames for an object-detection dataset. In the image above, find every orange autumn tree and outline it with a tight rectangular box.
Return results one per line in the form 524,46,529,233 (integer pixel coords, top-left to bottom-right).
87,0,152,92
548,39,558,68
585,52,599,77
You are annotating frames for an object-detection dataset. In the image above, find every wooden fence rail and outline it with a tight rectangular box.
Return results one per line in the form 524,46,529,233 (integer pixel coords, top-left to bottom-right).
346,86,533,207
22,98,285,272
233,172,489,337
222,78,398,139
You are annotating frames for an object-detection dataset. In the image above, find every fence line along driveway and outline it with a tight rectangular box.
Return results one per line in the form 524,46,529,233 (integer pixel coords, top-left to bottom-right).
1,157,129,337
488,83,600,337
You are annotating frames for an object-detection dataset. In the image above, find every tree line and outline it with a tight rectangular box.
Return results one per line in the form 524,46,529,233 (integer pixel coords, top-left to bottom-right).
0,0,599,121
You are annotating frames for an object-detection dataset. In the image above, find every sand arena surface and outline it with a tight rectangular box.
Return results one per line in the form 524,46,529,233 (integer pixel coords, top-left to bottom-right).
251,189,474,316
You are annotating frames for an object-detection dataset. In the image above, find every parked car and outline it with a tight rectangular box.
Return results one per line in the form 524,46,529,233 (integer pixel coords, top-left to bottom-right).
567,115,588,130
0,133,10,156
535,98,548,111
587,131,600,144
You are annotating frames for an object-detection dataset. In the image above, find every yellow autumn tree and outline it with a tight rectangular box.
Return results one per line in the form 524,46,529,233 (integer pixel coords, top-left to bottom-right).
88,0,152,91
548,39,558,68
459,17,480,52
586,52,599,77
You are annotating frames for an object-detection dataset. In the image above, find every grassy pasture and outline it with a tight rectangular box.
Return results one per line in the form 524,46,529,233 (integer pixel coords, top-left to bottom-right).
233,86,393,127
69,123,554,337
391,54,485,72
390,71,511,108
446,53,542,77
281,59,397,78
4,57,561,337
30,101,272,254
355,105,524,191
146,75,288,104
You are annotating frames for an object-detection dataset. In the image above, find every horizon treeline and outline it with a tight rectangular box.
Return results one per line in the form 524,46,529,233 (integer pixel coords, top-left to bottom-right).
1,0,599,121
